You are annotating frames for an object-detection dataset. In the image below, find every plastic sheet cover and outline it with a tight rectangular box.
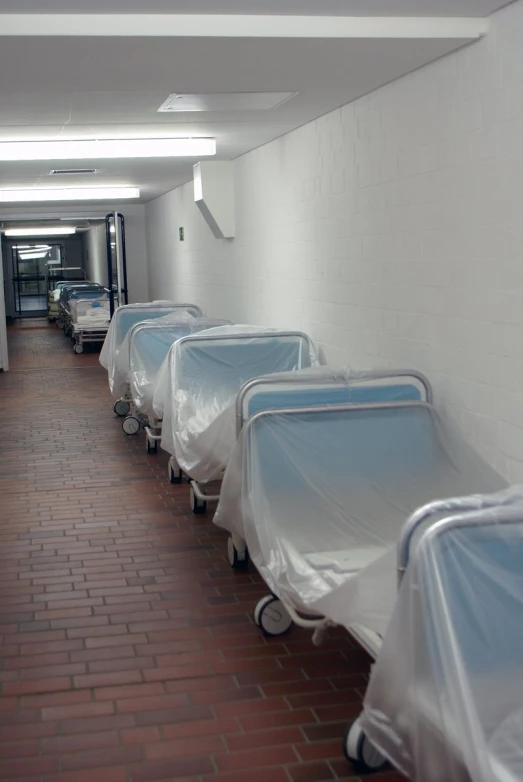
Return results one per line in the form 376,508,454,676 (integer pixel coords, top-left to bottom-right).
129,317,233,419
362,488,523,782
99,302,203,395
154,325,319,482
234,400,506,636
73,299,111,328
69,296,109,323
110,310,199,400
214,367,429,541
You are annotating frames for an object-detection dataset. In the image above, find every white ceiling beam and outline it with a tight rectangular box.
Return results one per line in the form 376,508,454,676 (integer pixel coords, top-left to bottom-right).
0,14,489,39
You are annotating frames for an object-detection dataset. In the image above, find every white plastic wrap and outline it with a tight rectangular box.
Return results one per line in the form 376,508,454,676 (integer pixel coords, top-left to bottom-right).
361,488,523,782
155,325,320,482
129,317,233,419
69,297,110,326
111,311,199,400
214,367,430,541
99,302,203,396
234,399,505,635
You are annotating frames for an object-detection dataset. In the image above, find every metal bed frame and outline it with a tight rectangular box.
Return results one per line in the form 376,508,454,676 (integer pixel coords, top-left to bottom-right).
69,298,111,354
110,303,205,422
242,399,434,641
235,396,509,771
225,371,432,568
141,319,233,451
348,496,523,774
163,330,316,513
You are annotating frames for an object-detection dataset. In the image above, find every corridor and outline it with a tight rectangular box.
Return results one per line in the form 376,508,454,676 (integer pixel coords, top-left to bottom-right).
0,322,400,782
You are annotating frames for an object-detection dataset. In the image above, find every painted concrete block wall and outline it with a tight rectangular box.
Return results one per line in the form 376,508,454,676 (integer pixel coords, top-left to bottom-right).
145,0,523,481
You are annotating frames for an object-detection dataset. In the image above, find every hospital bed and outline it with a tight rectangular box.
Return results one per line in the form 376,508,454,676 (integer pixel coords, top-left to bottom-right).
99,301,203,417
236,395,505,675
67,297,111,354
57,283,106,331
120,316,232,440
154,325,319,513
48,271,86,322
356,490,523,780
215,368,431,568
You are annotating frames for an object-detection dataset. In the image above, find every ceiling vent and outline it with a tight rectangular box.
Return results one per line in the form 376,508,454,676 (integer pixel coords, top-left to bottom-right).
49,168,99,176
158,92,297,113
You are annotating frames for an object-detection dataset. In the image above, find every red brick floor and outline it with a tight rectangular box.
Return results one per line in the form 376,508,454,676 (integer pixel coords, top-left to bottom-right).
0,322,404,782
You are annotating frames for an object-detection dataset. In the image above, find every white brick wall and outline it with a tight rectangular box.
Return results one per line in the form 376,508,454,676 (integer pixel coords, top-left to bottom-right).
146,0,523,481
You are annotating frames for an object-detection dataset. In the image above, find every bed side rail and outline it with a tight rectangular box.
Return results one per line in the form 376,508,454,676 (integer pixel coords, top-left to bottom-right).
235,369,432,434
397,490,517,580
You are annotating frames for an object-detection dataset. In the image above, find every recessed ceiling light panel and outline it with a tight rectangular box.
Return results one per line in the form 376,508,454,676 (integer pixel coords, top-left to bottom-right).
0,138,215,161
0,187,140,203
158,92,298,112
13,244,52,250
5,227,77,237
19,250,51,260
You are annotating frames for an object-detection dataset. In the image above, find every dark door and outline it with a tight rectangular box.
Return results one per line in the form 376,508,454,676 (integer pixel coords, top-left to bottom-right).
12,244,62,318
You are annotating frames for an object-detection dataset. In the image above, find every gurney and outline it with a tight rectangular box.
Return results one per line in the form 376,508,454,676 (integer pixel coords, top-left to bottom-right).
235,394,505,657
153,325,319,513
99,301,203,417
215,367,430,567
56,283,106,331
67,297,111,354
357,489,523,781
120,315,232,440
48,272,86,322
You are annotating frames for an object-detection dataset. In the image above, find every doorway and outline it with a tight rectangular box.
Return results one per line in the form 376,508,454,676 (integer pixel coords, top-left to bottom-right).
11,244,63,318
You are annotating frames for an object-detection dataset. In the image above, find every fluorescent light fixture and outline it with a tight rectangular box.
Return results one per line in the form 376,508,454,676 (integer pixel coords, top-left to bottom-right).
19,250,50,260
5,226,76,237
0,138,216,161
13,244,52,250
0,187,140,203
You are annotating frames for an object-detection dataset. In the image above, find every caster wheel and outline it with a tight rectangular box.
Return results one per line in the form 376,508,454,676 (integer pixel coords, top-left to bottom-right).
227,536,249,569
122,416,141,435
168,460,183,484
73,343,84,354
113,399,130,417
254,596,293,637
146,435,158,454
57,320,64,330
343,718,387,774
190,485,207,515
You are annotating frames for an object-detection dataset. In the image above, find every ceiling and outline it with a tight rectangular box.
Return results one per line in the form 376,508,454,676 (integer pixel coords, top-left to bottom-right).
0,0,512,16
0,2,508,207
